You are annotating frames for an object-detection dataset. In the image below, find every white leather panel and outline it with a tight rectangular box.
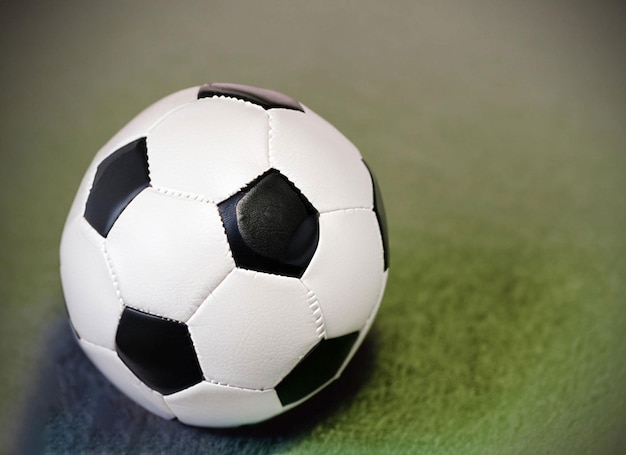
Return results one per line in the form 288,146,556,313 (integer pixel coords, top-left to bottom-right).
165,381,282,428
106,188,235,322
338,269,389,379
60,215,122,349
100,87,199,161
268,107,373,213
301,209,384,338
64,87,199,225
188,268,321,390
79,339,175,419
147,97,270,203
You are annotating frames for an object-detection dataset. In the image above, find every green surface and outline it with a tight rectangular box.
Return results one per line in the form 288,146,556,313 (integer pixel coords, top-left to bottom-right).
1,1,625,453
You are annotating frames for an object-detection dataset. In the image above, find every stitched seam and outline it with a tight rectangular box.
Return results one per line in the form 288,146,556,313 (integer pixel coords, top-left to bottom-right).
79,337,175,406
300,281,326,339
160,397,176,417
103,241,189,324
202,94,266,111
123,305,187,324
202,378,269,393
146,98,198,136
79,335,116,353
184,267,235,324
144,96,201,182
319,206,372,215
152,184,215,204
307,291,326,339
103,242,126,313
267,110,275,168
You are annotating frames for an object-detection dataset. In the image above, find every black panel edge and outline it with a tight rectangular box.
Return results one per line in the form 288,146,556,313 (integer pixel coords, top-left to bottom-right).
275,331,359,406
217,169,319,278
198,82,304,112
84,138,150,238
115,306,203,395
362,160,389,271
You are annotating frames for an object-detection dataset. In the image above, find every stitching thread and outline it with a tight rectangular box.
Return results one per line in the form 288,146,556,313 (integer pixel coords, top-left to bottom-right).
307,290,326,339
267,110,275,167
152,185,215,204
319,206,372,215
184,267,235,324
299,282,326,339
103,241,188,324
103,242,125,311
203,378,269,393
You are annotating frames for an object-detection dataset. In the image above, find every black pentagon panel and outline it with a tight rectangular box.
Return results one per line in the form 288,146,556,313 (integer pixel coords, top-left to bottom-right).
84,138,150,237
218,170,319,278
115,307,203,395
198,82,304,112
275,331,359,406
363,161,389,271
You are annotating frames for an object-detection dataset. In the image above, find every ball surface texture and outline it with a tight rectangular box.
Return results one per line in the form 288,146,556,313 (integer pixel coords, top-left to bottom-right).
60,83,389,427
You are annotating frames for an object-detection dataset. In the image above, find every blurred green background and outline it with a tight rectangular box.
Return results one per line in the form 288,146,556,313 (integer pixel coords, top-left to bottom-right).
1,0,625,453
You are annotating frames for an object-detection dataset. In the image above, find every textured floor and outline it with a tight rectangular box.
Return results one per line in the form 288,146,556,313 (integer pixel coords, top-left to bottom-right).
16,317,376,454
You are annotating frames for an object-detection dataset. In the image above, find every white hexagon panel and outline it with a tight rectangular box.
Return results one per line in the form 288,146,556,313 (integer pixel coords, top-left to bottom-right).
60,215,122,350
268,107,374,213
106,188,235,322
60,82,389,428
188,269,324,390
147,97,270,203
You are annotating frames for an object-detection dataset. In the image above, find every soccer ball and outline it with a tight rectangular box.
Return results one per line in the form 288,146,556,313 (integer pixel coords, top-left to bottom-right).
60,83,389,427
